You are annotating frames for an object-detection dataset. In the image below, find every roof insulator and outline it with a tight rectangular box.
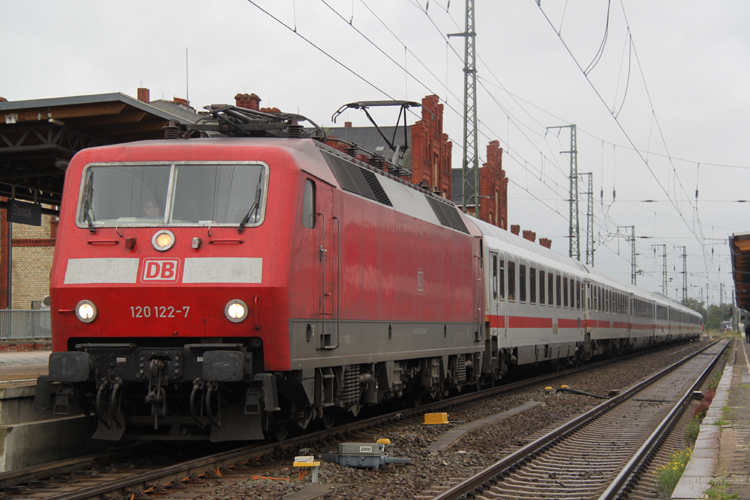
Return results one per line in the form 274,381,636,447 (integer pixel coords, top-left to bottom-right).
163,120,179,139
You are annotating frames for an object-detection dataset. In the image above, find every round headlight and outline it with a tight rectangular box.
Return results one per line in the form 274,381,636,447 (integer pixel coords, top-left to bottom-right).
152,230,175,252
76,300,97,323
225,299,248,323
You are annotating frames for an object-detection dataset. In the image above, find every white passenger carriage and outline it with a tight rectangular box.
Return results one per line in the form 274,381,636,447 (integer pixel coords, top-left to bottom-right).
470,217,702,378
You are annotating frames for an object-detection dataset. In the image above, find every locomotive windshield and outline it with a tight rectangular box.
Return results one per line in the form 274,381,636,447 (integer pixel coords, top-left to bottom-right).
78,162,267,227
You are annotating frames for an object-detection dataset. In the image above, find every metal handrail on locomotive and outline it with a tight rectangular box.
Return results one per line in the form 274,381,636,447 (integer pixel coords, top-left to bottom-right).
35,105,703,442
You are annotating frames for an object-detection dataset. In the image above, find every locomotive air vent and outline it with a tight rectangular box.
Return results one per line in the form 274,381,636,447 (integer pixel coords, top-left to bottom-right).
322,151,393,207
360,169,392,206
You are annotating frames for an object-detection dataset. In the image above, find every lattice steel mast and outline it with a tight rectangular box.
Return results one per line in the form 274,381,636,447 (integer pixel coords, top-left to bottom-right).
674,246,687,302
652,244,667,295
580,172,594,265
618,226,636,284
449,0,479,214
549,125,579,260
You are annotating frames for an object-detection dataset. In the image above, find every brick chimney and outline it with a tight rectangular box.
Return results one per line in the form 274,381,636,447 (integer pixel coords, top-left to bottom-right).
0,97,7,103
510,224,520,236
173,97,189,107
235,93,261,111
539,238,552,249
522,230,536,243
137,88,150,103
345,121,352,128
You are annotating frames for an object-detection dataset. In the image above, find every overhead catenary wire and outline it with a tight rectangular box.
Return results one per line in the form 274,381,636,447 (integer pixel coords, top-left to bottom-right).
248,0,730,297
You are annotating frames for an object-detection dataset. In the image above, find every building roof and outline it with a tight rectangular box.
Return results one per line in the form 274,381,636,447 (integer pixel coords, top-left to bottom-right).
326,125,411,169
0,92,200,207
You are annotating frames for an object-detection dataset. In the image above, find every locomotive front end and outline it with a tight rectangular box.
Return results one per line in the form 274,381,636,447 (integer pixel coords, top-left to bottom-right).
38,140,294,441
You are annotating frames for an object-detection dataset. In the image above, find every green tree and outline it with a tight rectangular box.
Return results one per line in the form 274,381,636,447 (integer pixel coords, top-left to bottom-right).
682,297,707,323
706,303,733,331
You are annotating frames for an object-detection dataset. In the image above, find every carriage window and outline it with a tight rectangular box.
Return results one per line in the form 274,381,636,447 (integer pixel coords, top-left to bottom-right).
599,287,603,312
570,279,575,309
302,179,315,229
605,289,609,313
563,277,569,307
508,261,516,301
587,284,591,310
576,281,581,310
500,259,505,299
556,275,562,307
492,255,498,300
539,271,546,304
530,268,537,304
548,273,554,307
520,265,527,302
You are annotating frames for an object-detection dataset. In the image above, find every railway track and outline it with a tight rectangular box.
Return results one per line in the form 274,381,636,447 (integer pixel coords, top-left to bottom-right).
0,341,711,500
425,340,727,500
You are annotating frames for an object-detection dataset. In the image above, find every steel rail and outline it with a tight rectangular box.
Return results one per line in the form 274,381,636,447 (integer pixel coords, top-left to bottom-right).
599,343,726,499
0,443,155,489
0,340,704,499
431,340,724,500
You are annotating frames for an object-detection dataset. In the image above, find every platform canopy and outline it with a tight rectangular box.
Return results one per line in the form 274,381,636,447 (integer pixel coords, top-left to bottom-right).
0,93,199,210
730,231,750,311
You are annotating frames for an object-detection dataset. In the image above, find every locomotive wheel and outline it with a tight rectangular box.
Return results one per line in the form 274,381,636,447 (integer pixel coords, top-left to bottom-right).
297,407,314,429
408,391,422,408
265,423,290,442
321,412,336,430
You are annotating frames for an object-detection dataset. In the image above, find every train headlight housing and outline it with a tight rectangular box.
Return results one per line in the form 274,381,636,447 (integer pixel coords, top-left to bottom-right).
152,230,175,252
225,299,248,323
76,300,97,323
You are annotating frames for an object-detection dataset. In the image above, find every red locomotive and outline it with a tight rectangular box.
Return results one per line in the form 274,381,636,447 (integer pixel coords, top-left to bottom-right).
36,106,702,441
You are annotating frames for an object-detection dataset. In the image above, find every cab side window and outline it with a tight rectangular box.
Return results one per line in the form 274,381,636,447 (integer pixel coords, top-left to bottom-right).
302,179,316,229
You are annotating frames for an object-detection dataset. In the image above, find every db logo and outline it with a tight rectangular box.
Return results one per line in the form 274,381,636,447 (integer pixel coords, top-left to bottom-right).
141,259,180,282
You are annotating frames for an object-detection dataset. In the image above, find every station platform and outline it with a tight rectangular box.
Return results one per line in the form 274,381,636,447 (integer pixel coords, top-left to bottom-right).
0,349,50,383
673,338,750,499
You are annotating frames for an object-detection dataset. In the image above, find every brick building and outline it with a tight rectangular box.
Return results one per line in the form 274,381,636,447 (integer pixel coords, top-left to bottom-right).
451,140,508,229
0,90,200,309
0,210,57,309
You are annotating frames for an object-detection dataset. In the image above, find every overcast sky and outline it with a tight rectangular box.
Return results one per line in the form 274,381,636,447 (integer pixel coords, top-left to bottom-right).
2,0,747,306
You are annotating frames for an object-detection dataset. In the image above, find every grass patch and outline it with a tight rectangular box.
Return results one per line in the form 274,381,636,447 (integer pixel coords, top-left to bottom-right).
707,370,723,392
655,449,692,500
685,417,701,447
704,476,739,499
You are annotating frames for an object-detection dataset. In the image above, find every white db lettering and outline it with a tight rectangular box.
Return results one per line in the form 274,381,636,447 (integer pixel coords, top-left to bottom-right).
142,259,180,282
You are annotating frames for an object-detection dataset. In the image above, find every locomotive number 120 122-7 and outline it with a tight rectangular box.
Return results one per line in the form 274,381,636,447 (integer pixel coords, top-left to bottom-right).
130,306,190,318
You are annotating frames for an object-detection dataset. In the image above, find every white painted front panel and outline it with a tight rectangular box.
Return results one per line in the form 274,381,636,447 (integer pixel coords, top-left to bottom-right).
64,258,140,284
183,258,262,284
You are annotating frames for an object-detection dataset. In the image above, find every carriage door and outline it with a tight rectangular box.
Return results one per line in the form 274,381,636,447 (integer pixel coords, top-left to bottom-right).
489,251,502,337
584,280,592,337
317,183,339,350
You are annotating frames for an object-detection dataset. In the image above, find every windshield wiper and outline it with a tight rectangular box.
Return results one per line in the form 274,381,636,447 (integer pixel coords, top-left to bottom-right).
82,173,96,234
238,175,263,234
